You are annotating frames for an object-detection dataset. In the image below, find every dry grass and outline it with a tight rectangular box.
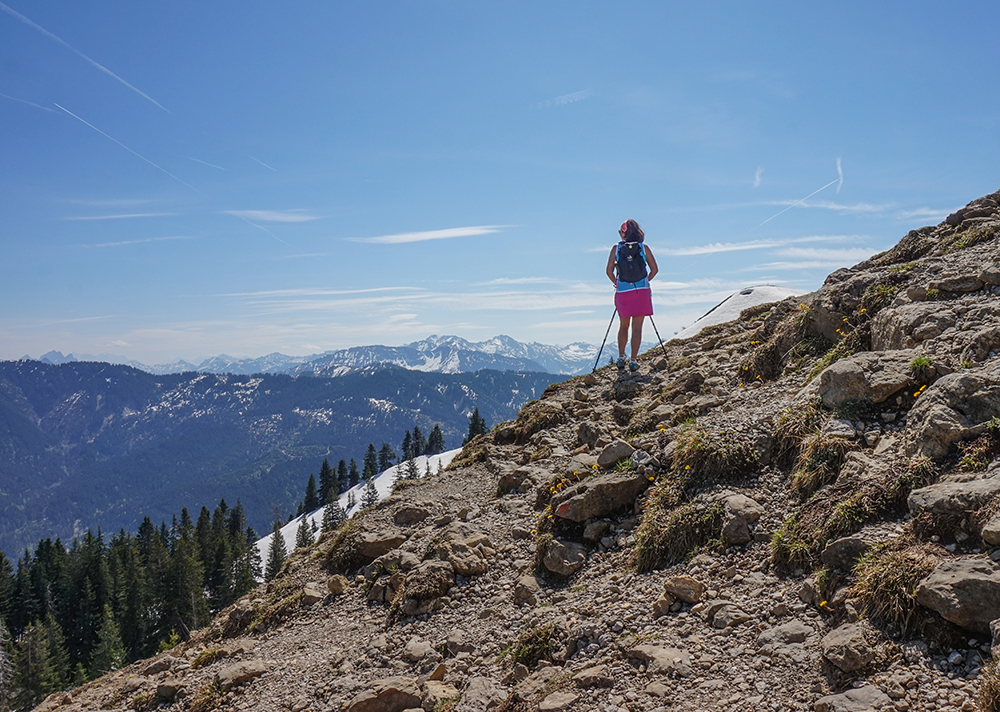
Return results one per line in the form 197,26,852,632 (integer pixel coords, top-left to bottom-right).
978,657,1000,712
790,432,857,498
671,424,759,493
850,541,942,636
633,481,724,572
493,402,567,445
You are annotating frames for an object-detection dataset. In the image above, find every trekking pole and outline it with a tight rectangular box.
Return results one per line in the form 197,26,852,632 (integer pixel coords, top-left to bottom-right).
647,315,670,363
592,308,618,372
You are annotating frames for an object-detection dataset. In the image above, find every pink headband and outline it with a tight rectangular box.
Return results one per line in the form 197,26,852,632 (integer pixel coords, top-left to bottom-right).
620,221,628,234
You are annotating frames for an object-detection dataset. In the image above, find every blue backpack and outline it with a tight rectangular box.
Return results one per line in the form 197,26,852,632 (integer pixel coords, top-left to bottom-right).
616,241,647,283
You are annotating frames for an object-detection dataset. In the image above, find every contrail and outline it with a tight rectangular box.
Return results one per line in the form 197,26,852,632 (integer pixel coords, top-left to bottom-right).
836,157,844,193
54,103,201,194
185,156,226,171
0,91,55,112
228,211,304,252
750,177,840,231
248,155,277,172
0,2,168,112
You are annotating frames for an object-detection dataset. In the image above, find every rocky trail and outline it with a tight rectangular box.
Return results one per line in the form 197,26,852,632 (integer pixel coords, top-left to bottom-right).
35,188,1000,712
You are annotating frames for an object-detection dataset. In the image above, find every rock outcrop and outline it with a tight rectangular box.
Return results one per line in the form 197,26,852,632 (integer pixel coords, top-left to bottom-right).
38,188,1000,712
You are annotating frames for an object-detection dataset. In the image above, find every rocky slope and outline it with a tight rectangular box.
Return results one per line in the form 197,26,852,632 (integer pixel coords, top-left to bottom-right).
36,188,1000,712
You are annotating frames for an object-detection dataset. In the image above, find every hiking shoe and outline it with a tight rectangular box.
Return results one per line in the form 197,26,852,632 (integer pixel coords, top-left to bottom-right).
617,355,626,369
629,359,639,372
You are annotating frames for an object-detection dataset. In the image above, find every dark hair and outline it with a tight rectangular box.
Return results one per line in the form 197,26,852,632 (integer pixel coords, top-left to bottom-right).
621,219,644,243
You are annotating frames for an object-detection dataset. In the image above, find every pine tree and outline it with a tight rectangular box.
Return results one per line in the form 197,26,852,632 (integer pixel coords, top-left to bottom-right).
231,545,261,601
400,431,413,461
88,605,125,678
11,620,58,710
346,491,357,513
294,518,315,550
336,459,349,493
405,457,420,481
427,424,445,455
0,617,14,712
0,551,12,631
321,499,346,532
412,426,426,457
377,443,396,473
361,473,379,509
318,459,335,505
303,474,320,512
362,443,378,481
264,522,287,582
463,408,488,444
348,459,360,487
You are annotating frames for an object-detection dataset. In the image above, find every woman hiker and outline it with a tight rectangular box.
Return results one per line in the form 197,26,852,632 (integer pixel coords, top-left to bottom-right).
606,218,658,372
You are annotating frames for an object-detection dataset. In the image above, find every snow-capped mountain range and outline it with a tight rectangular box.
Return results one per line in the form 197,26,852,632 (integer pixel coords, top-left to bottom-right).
32,334,599,377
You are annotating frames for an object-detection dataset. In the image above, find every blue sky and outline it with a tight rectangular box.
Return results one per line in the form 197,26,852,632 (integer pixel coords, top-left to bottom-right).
1,1,998,364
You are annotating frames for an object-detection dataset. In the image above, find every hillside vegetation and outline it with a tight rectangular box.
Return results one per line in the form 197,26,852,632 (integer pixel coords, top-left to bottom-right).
25,188,1000,712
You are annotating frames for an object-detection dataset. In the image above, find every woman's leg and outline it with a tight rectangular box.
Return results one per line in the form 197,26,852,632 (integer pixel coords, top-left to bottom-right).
630,316,645,360
617,317,631,357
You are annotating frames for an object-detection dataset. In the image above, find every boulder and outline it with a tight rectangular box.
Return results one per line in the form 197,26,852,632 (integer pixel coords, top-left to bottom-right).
871,302,957,350
915,558,1000,633
821,623,874,673
143,656,172,676
551,472,652,522
758,621,813,655
344,676,422,712
438,536,488,576
217,660,267,690
573,664,614,688
327,574,350,595
814,686,892,712
904,359,1000,459
628,644,692,677
929,274,984,293
710,602,752,628
539,691,578,711
513,574,540,604
663,575,706,603
356,530,407,562
981,264,1000,285
302,581,325,605
907,473,1000,516
454,676,503,712
393,505,432,526
820,536,871,571
577,421,602,447
398,560,455,616
541,538,588,577
596,439,635,468
403,636,434,662
817,350,918,408
156,679,184,702
424,680,461,710
982,510,1000,546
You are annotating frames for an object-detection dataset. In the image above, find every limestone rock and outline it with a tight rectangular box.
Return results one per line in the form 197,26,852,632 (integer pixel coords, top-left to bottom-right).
915,558,1000,633
438,535,488,576
539,690,578,711
908,473,1000,516
814,686,892,712
929,274,984,293
454,676,503,712
398,560,455,616
403,636,434,662
596,439,635,468
393,505,432,526
302,581,325,605
904,359,1000,459
327,574,350,595
356,530,407,562
551,471,652,522
423,680,460,710
541,538,588,576
344,676,421,712
817,350,918,408
663,575,706,603
217,660,268,690
628,644,692,677
156,678,184,701
820,536,871,571
758,621,813,655
143,656,171,675
821,623,874,673
513,574,540,604
572,664,613,688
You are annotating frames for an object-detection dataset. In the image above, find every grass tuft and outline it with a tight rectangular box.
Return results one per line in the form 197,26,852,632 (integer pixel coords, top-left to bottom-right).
850,542,941,636
633,482,724,572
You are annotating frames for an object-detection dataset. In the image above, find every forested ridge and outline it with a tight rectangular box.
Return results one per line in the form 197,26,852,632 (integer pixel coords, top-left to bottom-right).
0,360,559,555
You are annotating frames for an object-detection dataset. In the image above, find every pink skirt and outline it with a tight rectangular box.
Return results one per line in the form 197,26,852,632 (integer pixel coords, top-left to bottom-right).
615,288,653,317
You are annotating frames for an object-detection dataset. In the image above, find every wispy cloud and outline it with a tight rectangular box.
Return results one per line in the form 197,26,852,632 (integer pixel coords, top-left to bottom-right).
224,209,321,223
836,157,844,193
662,235,865,256
775,246,876,261
0,2,167,111
790,200,889,214
347,225,506,244
896,206,954,222
185,156,226,171
752,165,763,188
536,89,593,109
83,235,191,248
64,213,175,221
483,277,557,285
0,91,55,112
